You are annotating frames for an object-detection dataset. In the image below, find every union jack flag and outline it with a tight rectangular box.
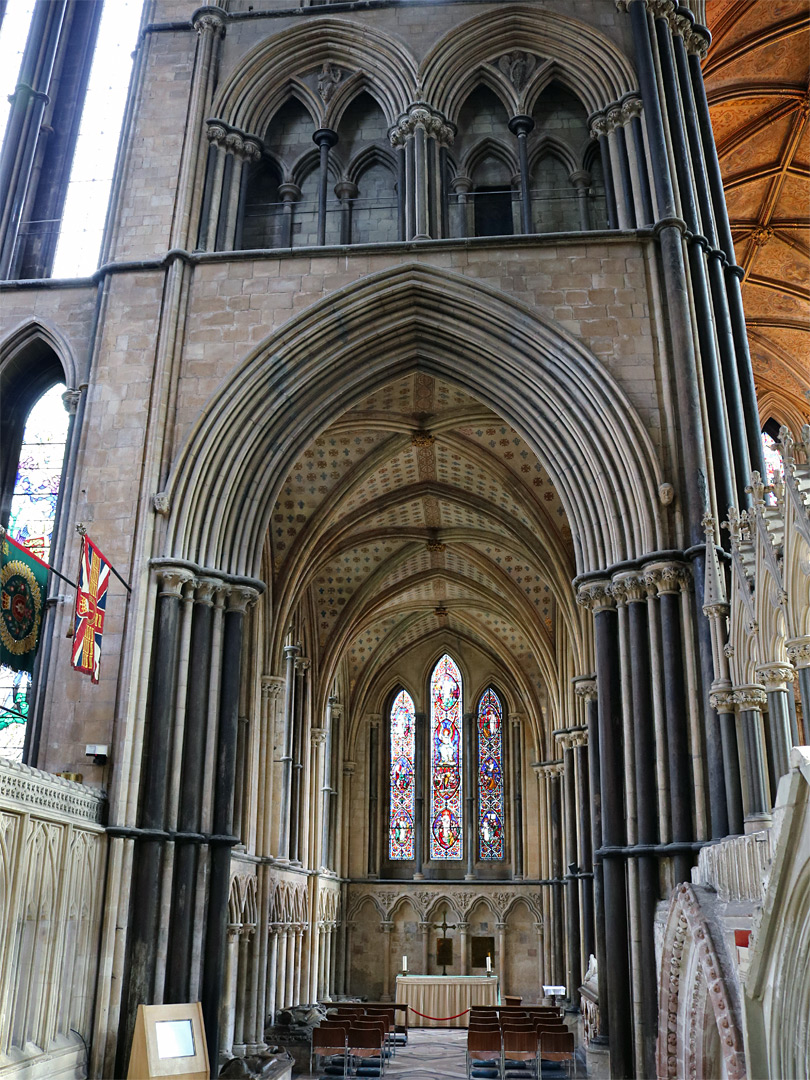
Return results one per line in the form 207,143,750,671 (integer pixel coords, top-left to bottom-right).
72,534,110,684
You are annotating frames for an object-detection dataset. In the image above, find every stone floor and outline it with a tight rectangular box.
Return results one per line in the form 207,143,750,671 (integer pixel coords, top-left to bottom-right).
298,1027,586,1079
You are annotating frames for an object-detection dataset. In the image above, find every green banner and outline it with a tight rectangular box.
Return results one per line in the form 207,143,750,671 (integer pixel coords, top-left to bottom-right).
1,534,49,673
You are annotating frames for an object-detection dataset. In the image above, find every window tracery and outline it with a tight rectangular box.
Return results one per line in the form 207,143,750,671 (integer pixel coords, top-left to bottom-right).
430,653,463,860
477,687,505,860
388,689,416,860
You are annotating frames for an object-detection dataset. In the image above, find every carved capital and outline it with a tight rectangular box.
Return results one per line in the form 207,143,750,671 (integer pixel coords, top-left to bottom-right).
295,657,311,674
756,663,796,692
709,685,735,713
261,675,285,701
590,114,609,139
576,581,614,613
733,684,767,711
311,727,328,746
621,96,643,122
195,577,219,607
206,121,228,145
61,388,81,415
343,760,357,777
611,572,646,605
644,562,688,596
225,582,259,614
574,677,597,703
193,7,227,35
156,567,195,597
786,637,810,670
390,104,455,148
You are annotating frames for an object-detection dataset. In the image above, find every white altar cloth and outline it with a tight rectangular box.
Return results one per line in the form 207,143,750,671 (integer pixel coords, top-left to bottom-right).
395,975,499,1028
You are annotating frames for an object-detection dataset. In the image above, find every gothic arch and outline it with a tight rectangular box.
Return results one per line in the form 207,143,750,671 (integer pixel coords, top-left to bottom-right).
421,6,637,124
164,264,665,580
212,19,417,136
656,883,746,1080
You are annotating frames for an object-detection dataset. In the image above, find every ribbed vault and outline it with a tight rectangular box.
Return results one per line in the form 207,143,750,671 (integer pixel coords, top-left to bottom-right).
705,0,810,432
165,264,665,579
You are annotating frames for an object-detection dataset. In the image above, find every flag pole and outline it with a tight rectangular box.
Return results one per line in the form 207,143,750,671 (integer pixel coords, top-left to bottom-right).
0,525,78,589
75,524,132,593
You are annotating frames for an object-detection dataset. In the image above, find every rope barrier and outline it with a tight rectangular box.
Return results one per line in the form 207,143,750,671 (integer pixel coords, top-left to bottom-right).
407,1007,470,1021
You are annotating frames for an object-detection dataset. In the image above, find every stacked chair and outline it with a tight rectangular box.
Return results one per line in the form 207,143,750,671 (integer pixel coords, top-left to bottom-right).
311,1004,400,1078
466,1005,576,1079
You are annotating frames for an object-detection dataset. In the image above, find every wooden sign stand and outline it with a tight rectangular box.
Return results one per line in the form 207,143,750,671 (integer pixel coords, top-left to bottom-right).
127,1002,210,1080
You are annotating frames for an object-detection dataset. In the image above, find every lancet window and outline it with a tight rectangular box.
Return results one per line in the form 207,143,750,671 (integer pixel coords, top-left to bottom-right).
0,382,69,760
388,689,416,860
477,687,505,860
430,653,463,860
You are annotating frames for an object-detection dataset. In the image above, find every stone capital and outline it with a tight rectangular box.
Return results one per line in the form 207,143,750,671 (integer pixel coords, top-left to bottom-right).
367,713,382,730
261,675,285,700
621,96,643,122
390,104,455,148
156,567,195,597
644,562,688,596
193,7,227,35
225,582,259,614
206,121,228,145
278,182,301,203
343,760,357,777
786,637,810,670
733,684,767,711
709,684,735,713
295,657,311,674
756,663,795,692
573,677,597,703
311,727,328,746
61,388,81,415
611,572,647,605
576,581,615,613
194,577,219,607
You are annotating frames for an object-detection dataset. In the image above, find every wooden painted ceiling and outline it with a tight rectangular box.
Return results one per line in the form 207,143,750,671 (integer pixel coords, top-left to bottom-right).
704,0,810,432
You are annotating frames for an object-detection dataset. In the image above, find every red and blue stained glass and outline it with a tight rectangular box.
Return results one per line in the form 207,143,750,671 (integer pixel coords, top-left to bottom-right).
430,654,462,860
389,689,416,860
477,688,505,860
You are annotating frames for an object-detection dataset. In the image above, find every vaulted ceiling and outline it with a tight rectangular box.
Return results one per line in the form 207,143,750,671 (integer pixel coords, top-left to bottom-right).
270,373,581,728
704,0,810,430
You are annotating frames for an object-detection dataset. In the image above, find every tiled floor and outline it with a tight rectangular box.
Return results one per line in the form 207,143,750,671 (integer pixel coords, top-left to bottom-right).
298,1027,585,1079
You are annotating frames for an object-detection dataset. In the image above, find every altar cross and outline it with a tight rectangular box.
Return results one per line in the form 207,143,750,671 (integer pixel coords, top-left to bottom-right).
433,911,458,976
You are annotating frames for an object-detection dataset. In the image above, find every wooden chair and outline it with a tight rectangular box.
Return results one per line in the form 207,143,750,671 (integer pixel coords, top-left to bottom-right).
466,1027,502,1080
311,1020,350,1078
348,1022,387,1075
539,1030,576,1077
503,995,522,1008
364,1007,397,1057
502,1027,539,1078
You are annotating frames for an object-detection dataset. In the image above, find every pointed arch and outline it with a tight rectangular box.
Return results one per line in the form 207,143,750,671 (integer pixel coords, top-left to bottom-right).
164,264,665,580
348,144,397,187
461,137,518,183
211,19,417,136
527,136,578,178
430,653,463,861
421,6,636,124
477,686,505,860
388,687,416,861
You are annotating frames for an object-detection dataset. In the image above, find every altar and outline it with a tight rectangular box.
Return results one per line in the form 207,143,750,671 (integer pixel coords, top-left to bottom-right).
395,975,500,1028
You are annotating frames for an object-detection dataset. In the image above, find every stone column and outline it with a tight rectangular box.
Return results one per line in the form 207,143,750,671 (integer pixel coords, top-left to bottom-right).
202,584,260,1068
458,922,469,976
290,657,310,866
569,171,592,232
367,715,381,878
277,182,301,249
335,181,358,245
464,711,475,879
508,114,535,233
413,713,427,879
758,663,797,791
340,762,356,878
451,175,473,238
233,927,253,1053
606,105,636,229
327,703,343,871
313,128,338,246
266,924,280,1025
344,921,355,995
220,923,240,1056
787,638,810,730
512,716,524,879
734,685,772,830
276,927,288,1011
561,736,581,1007
496,922,507,995
294,925,304,1005
573,681,597,978
419,920,431,974
311,726,328,870
578,582,631,1076
279,642,300,862
590,116,618,229
646,564,694,883
549,764,565,983
381,921,394,1002
390,104,455,240
534,922,545,990
258,677,283,859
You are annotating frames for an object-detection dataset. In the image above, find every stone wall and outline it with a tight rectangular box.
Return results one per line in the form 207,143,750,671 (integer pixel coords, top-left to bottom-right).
0,760,106,1080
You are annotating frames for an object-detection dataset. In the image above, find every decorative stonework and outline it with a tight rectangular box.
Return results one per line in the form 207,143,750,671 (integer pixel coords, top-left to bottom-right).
346,882,544,922
317,62,343,103
0,758,107,825
694,830,772,903
496,51,537,91
390,105,455,148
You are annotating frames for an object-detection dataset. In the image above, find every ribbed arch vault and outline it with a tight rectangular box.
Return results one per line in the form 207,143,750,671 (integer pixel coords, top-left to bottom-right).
165,263,664,579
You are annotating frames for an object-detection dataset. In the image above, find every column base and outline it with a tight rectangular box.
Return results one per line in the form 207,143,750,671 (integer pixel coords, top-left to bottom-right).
412,872,425,880
464,873,475,881
744,813,772,833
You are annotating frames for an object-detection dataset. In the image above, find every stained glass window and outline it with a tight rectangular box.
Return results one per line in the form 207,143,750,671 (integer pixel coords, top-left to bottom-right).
0,383,68,761
430,653,462,860
389,689,416,860
761,431,783,486
477,688,505,860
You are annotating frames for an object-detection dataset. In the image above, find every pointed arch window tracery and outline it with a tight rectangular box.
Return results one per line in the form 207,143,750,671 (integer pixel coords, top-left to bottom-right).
388,688,416,860
430,653,463,860
477,687,505,860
